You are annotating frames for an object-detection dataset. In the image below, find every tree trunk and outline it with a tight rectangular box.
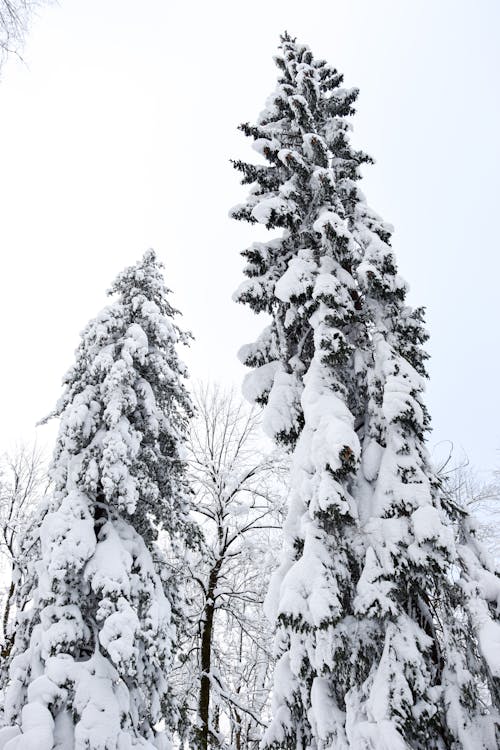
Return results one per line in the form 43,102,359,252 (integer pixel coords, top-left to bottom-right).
234,708,242,750
197,558,223,750
1,578,15,659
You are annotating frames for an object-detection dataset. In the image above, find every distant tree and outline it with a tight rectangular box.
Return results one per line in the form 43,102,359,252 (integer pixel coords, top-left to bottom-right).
177,385,285,750
0,442,47,660
440,453,500,558
0,250,194,749
232,32,500,750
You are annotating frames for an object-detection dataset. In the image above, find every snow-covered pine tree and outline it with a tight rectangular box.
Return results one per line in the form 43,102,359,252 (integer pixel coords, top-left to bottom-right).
232,33,500,749
0,250,193,750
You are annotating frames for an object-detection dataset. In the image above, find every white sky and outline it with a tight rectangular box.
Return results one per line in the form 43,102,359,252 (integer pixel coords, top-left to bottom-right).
0,0,499,475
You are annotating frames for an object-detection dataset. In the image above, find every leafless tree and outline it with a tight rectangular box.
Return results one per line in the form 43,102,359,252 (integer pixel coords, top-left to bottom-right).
0,441,48,656
176,384,287,750
438,445,500,557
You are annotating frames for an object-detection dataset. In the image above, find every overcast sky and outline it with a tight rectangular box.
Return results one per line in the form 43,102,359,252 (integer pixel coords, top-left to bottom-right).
0,0,499,475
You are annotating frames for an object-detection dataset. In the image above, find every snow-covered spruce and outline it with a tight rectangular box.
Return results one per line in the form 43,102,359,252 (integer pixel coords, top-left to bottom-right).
232,33,500,749
0,251,193,750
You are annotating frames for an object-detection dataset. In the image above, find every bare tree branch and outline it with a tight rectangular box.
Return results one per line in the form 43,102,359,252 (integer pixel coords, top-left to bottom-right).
0,0,50,69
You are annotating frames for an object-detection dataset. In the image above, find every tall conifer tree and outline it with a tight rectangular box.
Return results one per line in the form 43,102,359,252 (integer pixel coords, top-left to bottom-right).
0,250,193,750
232,33,500,749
